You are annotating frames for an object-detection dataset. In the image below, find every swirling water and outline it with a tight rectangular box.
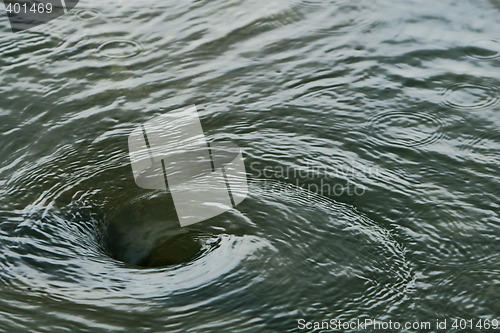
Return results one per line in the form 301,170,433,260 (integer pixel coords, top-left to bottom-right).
0,0,499,332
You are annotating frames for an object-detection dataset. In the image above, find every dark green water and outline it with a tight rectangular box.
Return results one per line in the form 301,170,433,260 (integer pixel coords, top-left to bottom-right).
0,0,499,332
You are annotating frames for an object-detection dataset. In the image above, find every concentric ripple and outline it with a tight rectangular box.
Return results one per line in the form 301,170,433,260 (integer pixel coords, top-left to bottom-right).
0,178,412,329
0,205,274,305
463,38,500,60
440,84,499,110
367,111,445,148
96,39,144,59
73,9,101,20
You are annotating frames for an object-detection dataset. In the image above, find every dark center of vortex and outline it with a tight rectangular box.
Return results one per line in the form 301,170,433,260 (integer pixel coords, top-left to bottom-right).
103,195,202,268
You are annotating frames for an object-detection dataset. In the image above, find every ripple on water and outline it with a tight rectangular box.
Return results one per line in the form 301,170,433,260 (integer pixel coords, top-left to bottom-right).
0,208,272,305
367,111,445,148
294,0,350,7
440,84,499,110
0,179,412,321
73,9,101,20
97,39,144,59
463,38,500,60
245,179,413,316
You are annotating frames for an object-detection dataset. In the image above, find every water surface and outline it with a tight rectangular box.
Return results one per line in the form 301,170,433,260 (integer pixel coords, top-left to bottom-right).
0,0,499,331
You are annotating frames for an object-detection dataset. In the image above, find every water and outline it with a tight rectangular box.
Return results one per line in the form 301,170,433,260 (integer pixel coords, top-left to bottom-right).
0,0,499,331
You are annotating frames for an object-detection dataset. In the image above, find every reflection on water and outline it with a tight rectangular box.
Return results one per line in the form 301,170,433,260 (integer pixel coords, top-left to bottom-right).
0,0,499,331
